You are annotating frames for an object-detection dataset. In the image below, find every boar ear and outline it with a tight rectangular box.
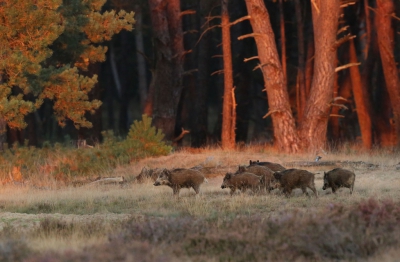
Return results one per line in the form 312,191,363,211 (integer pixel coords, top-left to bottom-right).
323,172,327,178
165,169,172,177
225,173,231,179
249,160,252,165
239,165,245,172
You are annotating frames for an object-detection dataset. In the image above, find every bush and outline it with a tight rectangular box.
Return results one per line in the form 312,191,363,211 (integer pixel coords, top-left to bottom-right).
0,115,172,181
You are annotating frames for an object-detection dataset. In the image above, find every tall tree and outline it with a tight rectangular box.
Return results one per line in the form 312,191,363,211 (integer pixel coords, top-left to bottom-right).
221,0,236,149
298,0,340,151
375,0,400,147
148,0,185,141
0,0,135,147
349,39,372,149
243,0,299,153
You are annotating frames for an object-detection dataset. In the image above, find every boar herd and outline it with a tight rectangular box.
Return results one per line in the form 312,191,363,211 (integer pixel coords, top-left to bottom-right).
137,160,356,198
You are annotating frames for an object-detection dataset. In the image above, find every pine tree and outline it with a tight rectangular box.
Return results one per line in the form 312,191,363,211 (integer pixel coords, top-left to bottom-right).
0,0,135,131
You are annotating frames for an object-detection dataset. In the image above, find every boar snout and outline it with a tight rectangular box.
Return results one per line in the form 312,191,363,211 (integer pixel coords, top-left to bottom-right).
221,185,226,189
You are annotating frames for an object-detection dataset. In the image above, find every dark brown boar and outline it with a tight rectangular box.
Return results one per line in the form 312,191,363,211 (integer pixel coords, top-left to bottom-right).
235,165,274,192
323,168,355,194
221,172,262,196
270,168,318,198
153,168,207,196
249,160,286,172
135,167,163,183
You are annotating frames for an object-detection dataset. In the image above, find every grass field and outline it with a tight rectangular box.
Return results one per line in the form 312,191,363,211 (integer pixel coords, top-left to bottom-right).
0,147,399,261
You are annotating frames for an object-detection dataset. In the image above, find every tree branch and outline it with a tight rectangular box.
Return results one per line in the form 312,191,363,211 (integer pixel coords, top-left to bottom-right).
180,10,196,18
335,62,361,72
333,34,356,49
311,0,320,14
173,128,190,142
230,15,251,26
237,33,263,40
243,56,259,63
211,69,224,76
330,114,345,118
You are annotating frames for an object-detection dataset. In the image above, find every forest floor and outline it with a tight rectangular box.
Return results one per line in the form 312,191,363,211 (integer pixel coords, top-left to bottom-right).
0,148,399,261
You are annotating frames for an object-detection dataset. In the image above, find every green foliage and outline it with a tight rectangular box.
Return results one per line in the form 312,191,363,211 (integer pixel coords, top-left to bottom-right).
0,115,171,179
127,114,173,157
0,0,135,130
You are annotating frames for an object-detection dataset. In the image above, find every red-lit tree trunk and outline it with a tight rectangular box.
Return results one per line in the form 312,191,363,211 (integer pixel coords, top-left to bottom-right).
278,0,286,81
375,0,400,147
299,0,340,152
244,0,299,153
221,0,236,149
148,0,185,141
349,39,372,149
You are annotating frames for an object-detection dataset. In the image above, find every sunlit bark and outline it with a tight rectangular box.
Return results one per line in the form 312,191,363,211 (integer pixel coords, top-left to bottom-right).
244,0,299,153
375,0,400,147
299,0,340,152
221,0,236,149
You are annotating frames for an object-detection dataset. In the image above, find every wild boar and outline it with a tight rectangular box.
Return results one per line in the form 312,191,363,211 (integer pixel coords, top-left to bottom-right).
135,167,163,183
270,168,318,198
221,172,262,196
235,165,274,192
249,160,286,172
323,168,355,194
153,168,207,196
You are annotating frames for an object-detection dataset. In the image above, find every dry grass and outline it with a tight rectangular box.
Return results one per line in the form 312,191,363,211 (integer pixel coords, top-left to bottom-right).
0,147,400,261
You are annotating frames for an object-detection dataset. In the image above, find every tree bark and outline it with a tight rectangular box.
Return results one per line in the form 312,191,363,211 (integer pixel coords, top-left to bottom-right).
375,0,400,147
279,0,287,81
191,0,211,147
244,0,299,153
135,5,149,113
349,39,372,149
299,0,340,152
294,0,306,122
221,0,236,149
148,0,185,141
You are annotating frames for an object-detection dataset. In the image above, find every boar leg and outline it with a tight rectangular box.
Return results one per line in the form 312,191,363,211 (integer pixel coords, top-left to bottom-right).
350,184,354,195
308,184,318,198
283,187,292,197
230,188,236,196
331,184,337,193
172,187,180,196
193,185,200,194
301,187,309,197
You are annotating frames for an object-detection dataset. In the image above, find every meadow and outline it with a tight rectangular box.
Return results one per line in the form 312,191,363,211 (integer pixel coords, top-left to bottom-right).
0,146,400,261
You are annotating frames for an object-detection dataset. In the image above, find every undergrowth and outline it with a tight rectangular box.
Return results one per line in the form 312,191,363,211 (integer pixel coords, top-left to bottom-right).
20,198,400,262
0,115,172,182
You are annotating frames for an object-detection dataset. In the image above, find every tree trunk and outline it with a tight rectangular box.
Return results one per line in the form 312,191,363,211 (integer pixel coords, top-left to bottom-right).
294,0,306,122
349,39,372,149
221,0,236,149
244,0,299,153
375,0,400,147
148,0,185,141
135,5,149,114
299,0,340,152
278,0,287,81
191,0,211,147
305,37,314,99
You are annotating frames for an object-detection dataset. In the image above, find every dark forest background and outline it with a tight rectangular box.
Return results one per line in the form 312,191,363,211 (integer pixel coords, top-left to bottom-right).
4,0,400,151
